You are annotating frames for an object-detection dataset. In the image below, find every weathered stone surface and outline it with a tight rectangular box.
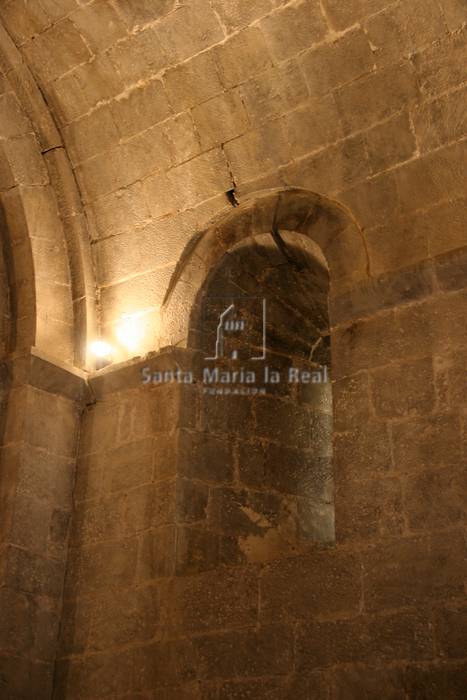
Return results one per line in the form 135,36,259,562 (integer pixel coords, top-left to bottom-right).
70,0,127,52
335,63,419,135
297,610,432,668
260,0,327,60
1,0,466,696
365,0,446,66
195,624,293,679
192,91,249,150
362,532,466,610
370,357,435,418
260,549,361,621
215,27,273,88
163,49,223,111
322,0,393,29
300,28,374,98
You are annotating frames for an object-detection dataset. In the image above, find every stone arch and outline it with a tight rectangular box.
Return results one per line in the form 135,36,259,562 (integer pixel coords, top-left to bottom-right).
160,187,369,348
0,24,97,367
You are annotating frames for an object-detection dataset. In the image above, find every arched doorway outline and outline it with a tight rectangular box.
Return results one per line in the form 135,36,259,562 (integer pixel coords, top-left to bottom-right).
160,187,370,349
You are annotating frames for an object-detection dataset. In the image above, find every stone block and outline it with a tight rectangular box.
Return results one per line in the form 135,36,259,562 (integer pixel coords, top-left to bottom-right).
331,666,405,700
260,0,327,61
239,59,309,124
133,639,197,690
110,80,172,140
365,111,417,175
413,29,467,98
148,147,231,216
4,545,63,599
285,674,329,700
334,422,392,484
138,526,177,579
163,50,223,112
70,0,127,52
370,357,435,419
365,0,446,66
158,0,223,63
426,198,467,256
283,133,371,196
335,476,404,542
239,440,331,498
431,289,467,353
77,122,172,199
86,585,160,652
11,443,74,507
1,133,48,186
64,105,119,163
365,217,429,276
195,624,293,679
23,19,91,83
435,349,467,411
435,246,467,292
260,549,361,621
0,93,31,138
0,654,53,700
208,485,292,539
114,0,176,28
335,63,418,136
94,224,169,287
176,478,209,523
108,28,167,85
211,0,273,31
71,493,125,545
171,566,258,633
0,0,49,45
333,372,371,431
164,112,201,165
88,180,151,240
404,467,466,532
283,95,343,158
54,649,134,699
395,141,466,215
0,587,34,654
254,396,315,448
322,0,393,30
215,27,273,88
339,169,399,230
201,393,253,436
435,605,467,658
300,28,374,98
101,438,154,493
37,0,76,22
177,429,234,484
175,526,221,575
332,310,396,377
69,538,138,594
362,531,466,610
297,610,432,668
404,662,467,700
391,413,462,472
225,118,291,183
440,0,467,30
192,91,249,150
413,86,467,153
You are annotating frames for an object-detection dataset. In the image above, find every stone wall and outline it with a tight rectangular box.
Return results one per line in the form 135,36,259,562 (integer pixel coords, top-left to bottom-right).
0,351,85,698
0,0,464,355
0,1,465,698
55,244,467,699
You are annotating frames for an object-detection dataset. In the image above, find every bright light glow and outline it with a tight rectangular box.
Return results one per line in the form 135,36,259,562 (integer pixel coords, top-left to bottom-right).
115,312,145,354
90,340,113,359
